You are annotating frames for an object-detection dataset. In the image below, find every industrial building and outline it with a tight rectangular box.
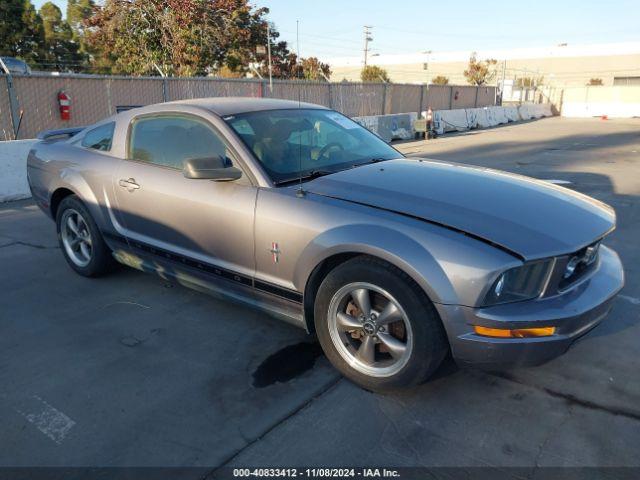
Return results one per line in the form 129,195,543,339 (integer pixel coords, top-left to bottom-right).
328,42,640,86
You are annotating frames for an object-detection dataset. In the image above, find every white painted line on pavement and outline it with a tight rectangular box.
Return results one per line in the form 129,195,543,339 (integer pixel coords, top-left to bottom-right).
16,395,76,444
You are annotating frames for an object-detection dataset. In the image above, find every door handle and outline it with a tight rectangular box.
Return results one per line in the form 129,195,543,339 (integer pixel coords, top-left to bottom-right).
119,178,140,191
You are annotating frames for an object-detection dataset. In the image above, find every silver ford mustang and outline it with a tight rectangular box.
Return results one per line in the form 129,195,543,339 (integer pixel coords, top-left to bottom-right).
27,98,624,391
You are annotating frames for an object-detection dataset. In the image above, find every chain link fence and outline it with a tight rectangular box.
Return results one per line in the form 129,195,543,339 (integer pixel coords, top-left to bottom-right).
0,73,498,140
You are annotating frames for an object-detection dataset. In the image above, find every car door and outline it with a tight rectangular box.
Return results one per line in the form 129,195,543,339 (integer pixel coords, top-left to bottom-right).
112,113,257,280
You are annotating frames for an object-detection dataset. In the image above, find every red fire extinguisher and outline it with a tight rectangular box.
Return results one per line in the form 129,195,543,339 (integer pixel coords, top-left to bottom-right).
58,91,71,121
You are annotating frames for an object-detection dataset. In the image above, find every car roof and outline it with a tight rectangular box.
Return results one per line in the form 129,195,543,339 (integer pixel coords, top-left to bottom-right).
164,97,329,116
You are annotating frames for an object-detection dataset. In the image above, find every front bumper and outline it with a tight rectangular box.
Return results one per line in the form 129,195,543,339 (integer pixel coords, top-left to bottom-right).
436,245,624,368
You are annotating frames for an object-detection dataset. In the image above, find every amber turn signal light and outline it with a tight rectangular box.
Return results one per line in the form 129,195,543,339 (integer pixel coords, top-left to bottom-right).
474,326,556,338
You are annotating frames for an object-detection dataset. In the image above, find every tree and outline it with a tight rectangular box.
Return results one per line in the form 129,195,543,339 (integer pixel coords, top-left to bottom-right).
587,78,603,86
86,0,280,77
431,75,449,85
0,0,46,64
40,1,82,70
67,0,94,55
0,0,24,57
19,0,46,65
361,65,390,83
253,37,297,79
515,76,544,87
463,53,497,85
217,65,246,78
300,57,331,81
67,0,94,37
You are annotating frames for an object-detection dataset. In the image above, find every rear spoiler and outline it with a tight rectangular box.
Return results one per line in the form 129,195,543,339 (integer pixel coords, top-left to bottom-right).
37,126,86,141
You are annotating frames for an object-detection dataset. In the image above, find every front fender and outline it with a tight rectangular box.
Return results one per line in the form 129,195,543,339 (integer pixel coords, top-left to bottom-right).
292,223,457,305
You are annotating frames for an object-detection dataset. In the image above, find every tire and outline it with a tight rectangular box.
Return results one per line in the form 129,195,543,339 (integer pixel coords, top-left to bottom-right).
314,256,448,391
56,195,115,277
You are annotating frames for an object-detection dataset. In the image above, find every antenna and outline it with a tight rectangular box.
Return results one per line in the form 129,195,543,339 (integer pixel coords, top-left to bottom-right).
296,19,305,198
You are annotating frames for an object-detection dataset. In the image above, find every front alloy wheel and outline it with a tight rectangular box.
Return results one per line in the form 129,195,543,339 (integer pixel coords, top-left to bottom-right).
315,256,448,391
328,283,413,378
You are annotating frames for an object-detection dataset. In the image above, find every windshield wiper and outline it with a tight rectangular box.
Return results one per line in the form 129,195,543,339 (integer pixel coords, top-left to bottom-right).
350,157,389,169
274,169,335,186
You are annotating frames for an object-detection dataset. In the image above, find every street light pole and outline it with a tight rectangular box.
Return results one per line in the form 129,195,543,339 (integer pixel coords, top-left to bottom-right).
266,22,273,93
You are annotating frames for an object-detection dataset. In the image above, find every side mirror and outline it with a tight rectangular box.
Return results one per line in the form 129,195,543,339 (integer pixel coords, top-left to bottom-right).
183,156,242,181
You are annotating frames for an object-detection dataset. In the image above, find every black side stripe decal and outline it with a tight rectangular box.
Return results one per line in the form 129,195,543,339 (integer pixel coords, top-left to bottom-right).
103,232,303,303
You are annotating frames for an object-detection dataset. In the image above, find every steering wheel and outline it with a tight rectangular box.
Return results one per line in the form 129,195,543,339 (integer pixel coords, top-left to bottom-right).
317,142,344,159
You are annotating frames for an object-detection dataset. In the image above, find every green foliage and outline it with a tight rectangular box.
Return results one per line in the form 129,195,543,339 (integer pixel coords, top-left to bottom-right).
301,57,331,81
431,75,449,85
361,65,390,83
587,78,603,86
0,0,24,57
66,0,94,57
1,0,46,63
19,0,46,64
40,1,83,70
67,0,94,36
463,53,498,86
1,0,333,78
0,0,84,71
86,0,275,77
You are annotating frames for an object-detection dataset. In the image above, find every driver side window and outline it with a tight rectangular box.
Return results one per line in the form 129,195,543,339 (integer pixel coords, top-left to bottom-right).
129,115,237,171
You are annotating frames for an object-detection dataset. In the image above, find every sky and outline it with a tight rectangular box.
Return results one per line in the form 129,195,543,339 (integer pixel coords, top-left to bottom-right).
33,0,640,60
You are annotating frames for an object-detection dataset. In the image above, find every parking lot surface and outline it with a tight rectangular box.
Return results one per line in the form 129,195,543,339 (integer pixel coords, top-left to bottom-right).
1,117,639,471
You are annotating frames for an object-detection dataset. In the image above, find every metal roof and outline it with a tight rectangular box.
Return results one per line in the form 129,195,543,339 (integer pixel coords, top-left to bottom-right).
166,97,328,116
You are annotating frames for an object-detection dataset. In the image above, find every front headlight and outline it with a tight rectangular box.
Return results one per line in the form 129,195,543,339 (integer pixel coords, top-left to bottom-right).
483,259,554,306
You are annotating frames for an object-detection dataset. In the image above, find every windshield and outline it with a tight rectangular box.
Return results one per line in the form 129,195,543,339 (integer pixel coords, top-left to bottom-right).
224,108,402,184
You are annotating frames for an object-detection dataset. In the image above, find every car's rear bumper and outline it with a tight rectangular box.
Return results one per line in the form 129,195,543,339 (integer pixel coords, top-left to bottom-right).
436,245,624,368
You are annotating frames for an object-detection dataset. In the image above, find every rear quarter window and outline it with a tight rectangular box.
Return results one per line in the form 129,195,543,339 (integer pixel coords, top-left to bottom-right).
81,122,115,151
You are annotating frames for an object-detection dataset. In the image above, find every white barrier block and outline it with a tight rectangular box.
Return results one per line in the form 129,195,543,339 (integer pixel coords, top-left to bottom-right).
474,108,491,128
490,106,509,124
0,139,37,202
504,106,520,122
465,108,480,129
518,105,532,120
435,109,470,133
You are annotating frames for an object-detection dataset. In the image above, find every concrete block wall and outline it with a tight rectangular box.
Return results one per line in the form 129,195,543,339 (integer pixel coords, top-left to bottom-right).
429,104,553,135
0,139,37,202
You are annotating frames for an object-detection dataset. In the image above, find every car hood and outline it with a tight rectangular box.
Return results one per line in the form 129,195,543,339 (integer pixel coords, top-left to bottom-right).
306,159,615,260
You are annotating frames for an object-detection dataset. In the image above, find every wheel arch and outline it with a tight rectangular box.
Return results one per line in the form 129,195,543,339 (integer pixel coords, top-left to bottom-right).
297,225,456,333
50,187,76,219
49,172,109,229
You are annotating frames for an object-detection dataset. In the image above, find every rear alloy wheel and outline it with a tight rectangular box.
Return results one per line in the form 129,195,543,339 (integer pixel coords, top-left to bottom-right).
315,256,448,391
60,208,93,268
56,195,115,277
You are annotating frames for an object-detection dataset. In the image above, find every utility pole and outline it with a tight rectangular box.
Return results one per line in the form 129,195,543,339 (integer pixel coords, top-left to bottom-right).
266,22,273,93
296,20,301,65
499,59,506,105
363,25,372,67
